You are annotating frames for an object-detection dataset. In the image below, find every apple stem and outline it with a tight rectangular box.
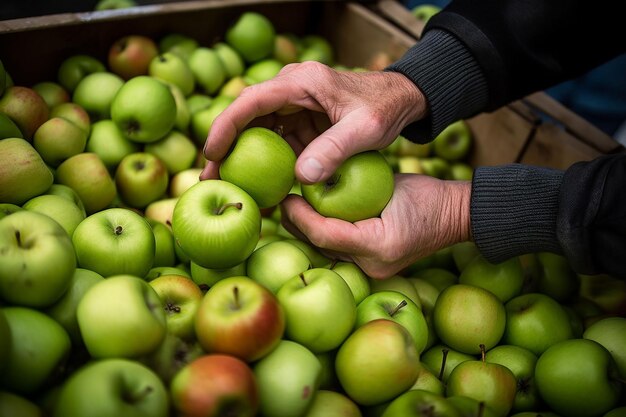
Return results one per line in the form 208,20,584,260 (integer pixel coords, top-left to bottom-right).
198,283,210,292
299,273,308,286
214,202,243,215
329,259,339,269
14,230,21,246
477,401,486,417
165,302,181,313
389,299,408,317
115,225,123,235
323,174,341,193
232,286,240,310
438,348,449,381
123,385,153,404
480,344,486,363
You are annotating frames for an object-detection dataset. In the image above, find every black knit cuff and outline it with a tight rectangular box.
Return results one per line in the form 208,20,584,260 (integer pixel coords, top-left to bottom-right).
470,164,564,263
386,29,488,143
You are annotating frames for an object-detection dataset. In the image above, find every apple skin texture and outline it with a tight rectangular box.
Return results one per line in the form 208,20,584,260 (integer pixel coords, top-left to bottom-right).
301,150,394,223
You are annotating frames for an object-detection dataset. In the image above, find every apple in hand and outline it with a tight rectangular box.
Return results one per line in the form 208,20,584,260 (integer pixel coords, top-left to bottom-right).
301,150,394,222
0,138,53,205
57,54,106,92
0,86,49,139
33,116,88,167
335,319,420,406
72,208,156,278
108,35,159,80
277,268,357,353
86,119,141,170
535,338,623,417
77,275,167,358
225,11,276,63
149,274,203,340
253,340,321,417
171,354,259,417
219,127,296,209
111,75,177,143
195,276,285,362
53,358,168,417
246,239,312,293
23,194,86,236
172,180,261,270
115,152,169,209
432,120,472,161
0,211,75,308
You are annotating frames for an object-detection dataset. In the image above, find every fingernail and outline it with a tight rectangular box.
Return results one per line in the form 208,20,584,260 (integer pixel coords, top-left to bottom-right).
301,157,324,183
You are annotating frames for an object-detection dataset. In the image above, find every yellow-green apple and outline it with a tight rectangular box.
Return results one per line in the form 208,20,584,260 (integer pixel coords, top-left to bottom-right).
583,317,626,379
301,150,394,222
45,183,86,214
145,266,191,282
411,3,441,22
111,75,177,143
55,152,117,214
86,119,140,170
0,138,53,205
304,390,362,417
298,35,334,65
485,344,540,412
44,268,104,345
407,276,440,314
50,101,91,133
72,208,155,278
144,198,177,229
447,161,474,180
459,255,525,302
149,274,202,340
535,339,623,417
172,180,261,269
273,34,299,65
419,157,451,178
328,260,371,304
0,309,11,373
164,84,191,134
53,358,168,417
383,390,462,417
278,269,357,353
0,306,71,394
0,86,49,140
246,239,311,293
149,219,176,267
149,52,195,96
225,12,276,63
244,58,283,84
395,134,431,158
33,116,88,167
253,340,321,417
0,111,23,139
195,276,284,362
219,127,296,209
23,194,86,236
315,350,339,391
535,252,580,303
355,290,429,354
0,391,42,417
115,152,169,209
32,81,70,108
0,203,21,219
219,75,249,98
412,266,458,291
285,238,329,268
188,47,226,95
446,395,499,417
189,260,246,288
421,343,474,383
432,120,472,161
433,284,506,355
190,95,234,145
214,42,245,79
369,274,422,309
171,354,259,417
186,92,212,115
451,240,480,272
169,168,202,197
335,319,420,406
56,54,106,92
77,275,167,358
72,71,124,121
145,130,197,175
409,362,445,395
0,211,75,307
108,35,159,80
503,293,573,356
159,33,198,61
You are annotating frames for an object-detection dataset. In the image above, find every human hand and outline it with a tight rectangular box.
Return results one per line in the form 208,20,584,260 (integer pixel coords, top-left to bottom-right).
279,174,473,279
200,61,427,184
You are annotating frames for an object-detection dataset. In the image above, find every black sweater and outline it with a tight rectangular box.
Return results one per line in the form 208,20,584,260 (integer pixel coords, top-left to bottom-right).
387,0,626,279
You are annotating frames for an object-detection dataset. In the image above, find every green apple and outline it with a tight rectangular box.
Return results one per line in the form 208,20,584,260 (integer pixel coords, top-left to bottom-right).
0,203,22,219
583,317,626,379
167,84,191,132
145,266,190,281
190,94,234,145
32,80,70,108
0,86,48,139
94,0,137,9
145,130,197,175
253,340,321,417
409,362,445,395
433,284,506,355
447,162,474,181
55,152,117,214
149,52,195,96
407,276,440,313
50,101,91,133
111,75,177,143
214,42,246,78
459,254,525,302
578,273,626,316
535,339,622,417
446,395,499,417
381,389,461,417
149,274,203,340
169,168,202,198
0,309,11,373
246,239,311,293
23,194,86,236
188,47,226,95
432,120,472,161
186,92,213,115
451,240,480,272
0,111,23,139
0,306,71,394
226,12,276,63
190,260,246,288
149,219,177,267
53,358,168,417
283,238,330,268
86,119,140,170
139,332,203,384
369,274,422,309
0,211,75,307
356,290,429,354
603,407,626,417
329,260,371,304
503,293,573,356
115,152,169,209
45,183,86,214
0,391,42,417
411,3,442,22
535,252,580,302
108,34,159,80
304,390,362,417
273,33,300,65
171,354,259,417
77,275,167,358
301,150,394,222
57,54,106,92
298,35,334,65
0,138,53,205
219,75,249,98
195,276,284,362
278,268,357,353
244,58,283,84
33,116,88,167
144,197,178,228
159,33,198,61
72,71,124,121
72,208,155,278
421,343,474,383
172,179,261,269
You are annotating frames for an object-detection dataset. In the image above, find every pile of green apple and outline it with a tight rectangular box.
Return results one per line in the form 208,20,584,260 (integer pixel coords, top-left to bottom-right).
0,9,625,417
